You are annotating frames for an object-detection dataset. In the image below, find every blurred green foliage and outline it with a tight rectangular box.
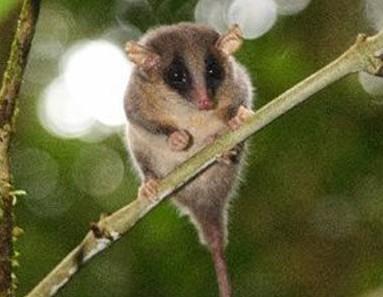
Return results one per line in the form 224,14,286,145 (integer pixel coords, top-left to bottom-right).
0,0,19,20
1,1,383,297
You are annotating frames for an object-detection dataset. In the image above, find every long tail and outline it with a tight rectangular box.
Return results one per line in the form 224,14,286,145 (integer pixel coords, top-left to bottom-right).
208,225,232,297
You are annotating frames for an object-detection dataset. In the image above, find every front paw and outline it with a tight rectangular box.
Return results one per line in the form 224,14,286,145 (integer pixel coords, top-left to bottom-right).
138,179,160,203
168,130,191,151
227,106,254,131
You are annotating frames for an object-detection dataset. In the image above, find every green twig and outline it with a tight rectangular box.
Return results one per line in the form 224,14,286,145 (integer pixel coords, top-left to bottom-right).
25,30,383,297
0,1,41,297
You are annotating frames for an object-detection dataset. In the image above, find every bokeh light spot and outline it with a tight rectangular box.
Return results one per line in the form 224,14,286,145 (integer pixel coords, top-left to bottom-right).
358,71,383,98
38,40,132,140
365,0,383,31
38,77,95,139
12,148,73,217
274,0,311,15
12,148,59,200
72,145,125,197
194,0,229,33
62,40,132,127
227,0,278,39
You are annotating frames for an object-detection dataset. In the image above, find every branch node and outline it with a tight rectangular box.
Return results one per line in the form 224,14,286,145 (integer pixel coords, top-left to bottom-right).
356,33,368,44
353,33,383,77
90,213,117,241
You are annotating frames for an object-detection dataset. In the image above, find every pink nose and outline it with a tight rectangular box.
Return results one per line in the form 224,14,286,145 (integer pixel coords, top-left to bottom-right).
198,98,214,110
193,86,214,110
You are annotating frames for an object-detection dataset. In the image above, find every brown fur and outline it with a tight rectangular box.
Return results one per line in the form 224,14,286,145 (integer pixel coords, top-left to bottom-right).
124,23,253,297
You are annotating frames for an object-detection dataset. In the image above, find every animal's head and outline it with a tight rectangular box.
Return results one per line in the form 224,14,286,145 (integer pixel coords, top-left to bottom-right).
126,23,243,111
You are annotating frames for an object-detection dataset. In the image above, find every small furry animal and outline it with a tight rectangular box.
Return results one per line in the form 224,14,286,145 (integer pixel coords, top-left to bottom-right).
124,23,254,297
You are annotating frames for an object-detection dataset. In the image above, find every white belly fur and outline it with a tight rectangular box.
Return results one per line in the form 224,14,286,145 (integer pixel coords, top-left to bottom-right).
126,109,242,246
126,109,229,178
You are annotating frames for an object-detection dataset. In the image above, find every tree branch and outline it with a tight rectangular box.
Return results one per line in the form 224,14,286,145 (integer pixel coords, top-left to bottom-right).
0,1,41,297
25,30,383,297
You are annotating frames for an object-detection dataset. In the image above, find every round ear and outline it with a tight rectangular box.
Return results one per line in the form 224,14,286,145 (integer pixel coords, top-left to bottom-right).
215,24,243,56
125,41,160,71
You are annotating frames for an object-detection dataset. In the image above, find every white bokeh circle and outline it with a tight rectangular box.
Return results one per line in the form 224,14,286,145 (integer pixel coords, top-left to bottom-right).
227,0,278,39
274,0,311,15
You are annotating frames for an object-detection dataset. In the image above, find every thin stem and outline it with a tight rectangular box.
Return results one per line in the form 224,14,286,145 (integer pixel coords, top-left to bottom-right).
0,1,41,297
25,30,383,297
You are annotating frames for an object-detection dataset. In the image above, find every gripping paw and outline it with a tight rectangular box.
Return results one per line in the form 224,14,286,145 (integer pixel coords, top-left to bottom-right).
217,144,243,165
138,179,159,203
228,106,254,131
218,149,239,165
168,130,191,151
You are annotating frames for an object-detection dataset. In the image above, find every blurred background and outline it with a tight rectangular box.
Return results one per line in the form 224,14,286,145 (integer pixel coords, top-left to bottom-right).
1,0,383,296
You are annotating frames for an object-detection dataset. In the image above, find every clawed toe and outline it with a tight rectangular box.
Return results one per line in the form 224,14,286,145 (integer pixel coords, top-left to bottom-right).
217,150,238,165
228,117,241,130
228,106,254,131
139,179,159,202
168,130,191,151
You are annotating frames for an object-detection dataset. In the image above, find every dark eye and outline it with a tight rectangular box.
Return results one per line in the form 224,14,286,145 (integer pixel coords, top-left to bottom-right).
205,54,224,92
206,56,222,79
164,57,190,93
